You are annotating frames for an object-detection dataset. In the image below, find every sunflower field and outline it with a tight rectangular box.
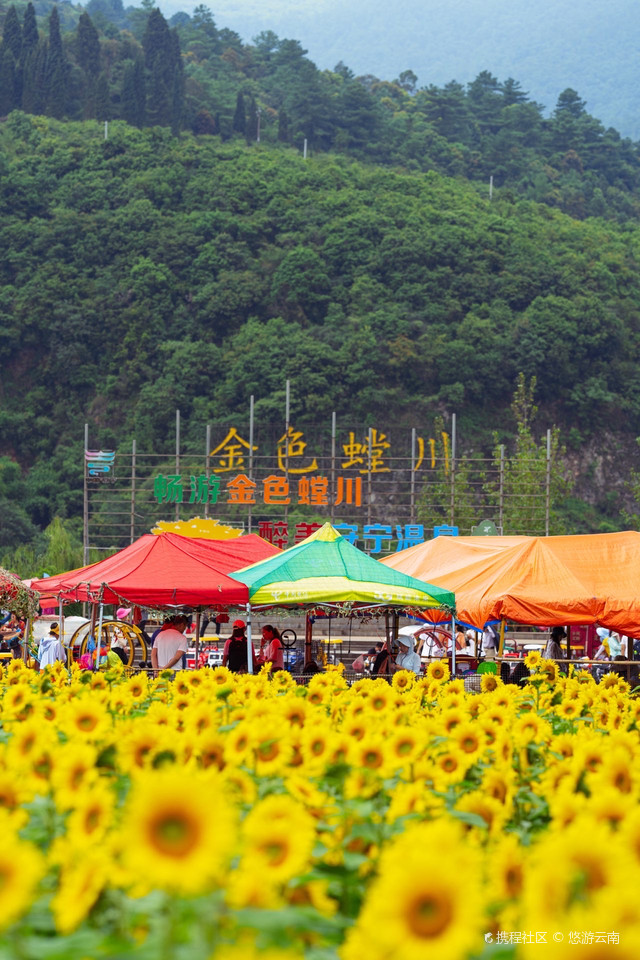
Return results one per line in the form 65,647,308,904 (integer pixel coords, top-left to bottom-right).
0,652,639,960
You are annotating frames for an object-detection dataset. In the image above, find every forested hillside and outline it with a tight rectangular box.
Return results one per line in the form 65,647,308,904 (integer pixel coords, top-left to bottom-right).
1,3,640,568
1,113,640,559
1,2,640,224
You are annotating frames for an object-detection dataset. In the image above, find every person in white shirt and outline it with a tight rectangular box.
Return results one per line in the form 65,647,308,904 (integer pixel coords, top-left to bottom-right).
37,624,66,671
151,615,189,674
393,634,422,675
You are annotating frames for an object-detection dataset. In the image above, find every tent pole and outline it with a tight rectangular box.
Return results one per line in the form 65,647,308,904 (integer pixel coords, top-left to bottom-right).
95,602,104,669
246,602,253,674
23,617,30,664
451,614,456,675
194,607,201,670
498,618,506,658
305,612,312,666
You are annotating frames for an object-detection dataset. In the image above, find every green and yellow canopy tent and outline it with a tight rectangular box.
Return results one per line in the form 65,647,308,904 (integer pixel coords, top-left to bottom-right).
231,522,455,671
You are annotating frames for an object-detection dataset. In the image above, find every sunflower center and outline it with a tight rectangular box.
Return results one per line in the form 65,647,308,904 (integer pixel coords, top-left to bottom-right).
406,891,453,939
505,865,523,897
149,810,200,858
363,750,382,768
613,770,631,793
257,741,279,761
261,839,288,866
77,714,98,732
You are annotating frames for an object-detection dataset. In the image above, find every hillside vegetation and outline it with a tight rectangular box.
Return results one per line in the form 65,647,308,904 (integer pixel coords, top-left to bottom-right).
0,113,639,555
1,3,640,564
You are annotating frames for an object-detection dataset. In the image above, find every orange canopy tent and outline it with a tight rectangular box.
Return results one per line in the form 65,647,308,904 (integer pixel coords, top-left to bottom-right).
29,533,279,607
382,531,640,635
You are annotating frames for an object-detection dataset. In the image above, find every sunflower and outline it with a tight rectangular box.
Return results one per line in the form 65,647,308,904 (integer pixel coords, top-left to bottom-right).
220,768,257,806
426,660,450,683
50,852,107,934
67,780,116,844
0,835,45,930
241,794,316,884
392,670,415,693
590,748,636,795
351,735,391,776
196,731,227,770
64,697,112,740
511,713,552,747
253,731,293,776
224,722,252,766
556,698,584,721
524,649,542,669
480,673,500,693
51,743,99,811
342,820,483,960
388,728,421,765
490,834,525,901
122,767,236,893
451,721,483,760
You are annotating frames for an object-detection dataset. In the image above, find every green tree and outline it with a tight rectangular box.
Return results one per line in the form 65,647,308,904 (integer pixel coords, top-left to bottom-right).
232,90,246,134
75,11,101,76
0,47,17,114
2,6,22,60
143,9,180,127
121,57,145,127
21,2,38,54
45,6,67,119
486,374,572,535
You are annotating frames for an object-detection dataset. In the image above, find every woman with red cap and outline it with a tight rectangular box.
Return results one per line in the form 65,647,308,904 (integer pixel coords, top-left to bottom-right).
222,619,257,673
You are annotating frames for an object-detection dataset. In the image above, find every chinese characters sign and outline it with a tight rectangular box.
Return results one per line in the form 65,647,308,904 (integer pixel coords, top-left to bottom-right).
257,522,426,554
207,426,436,475
153,473,363,507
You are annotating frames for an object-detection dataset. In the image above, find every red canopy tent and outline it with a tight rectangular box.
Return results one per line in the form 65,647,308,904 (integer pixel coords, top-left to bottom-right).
29,533,279,607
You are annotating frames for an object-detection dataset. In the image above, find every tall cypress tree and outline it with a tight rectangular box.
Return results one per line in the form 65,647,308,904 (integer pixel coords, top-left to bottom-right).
2,7,22,60
76,12,100,76
45,7,67,119
0,48,17,114
21,3,38,54
245,93,258,143
143,9,172,126
169,28,183,134
277,107,289,142
21,37,46,114
121,57,145,127
94,70,109,119
232,91,246,134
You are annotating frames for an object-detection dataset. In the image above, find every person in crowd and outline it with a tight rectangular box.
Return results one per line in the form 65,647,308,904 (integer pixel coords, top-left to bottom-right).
544,626,566,659
258,624,284,671
608,631,623,658
223,619,257,673
1,612,24,658
37,623,66,671
482,624,498,655
151,614,189,674
455,624,466,650
110,634,129,665
510,659,531,687
372,639,394,675
393,634,422,675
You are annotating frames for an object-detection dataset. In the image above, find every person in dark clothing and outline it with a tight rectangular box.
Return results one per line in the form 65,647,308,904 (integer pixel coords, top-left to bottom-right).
223,619,256,673
510,660,531,687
